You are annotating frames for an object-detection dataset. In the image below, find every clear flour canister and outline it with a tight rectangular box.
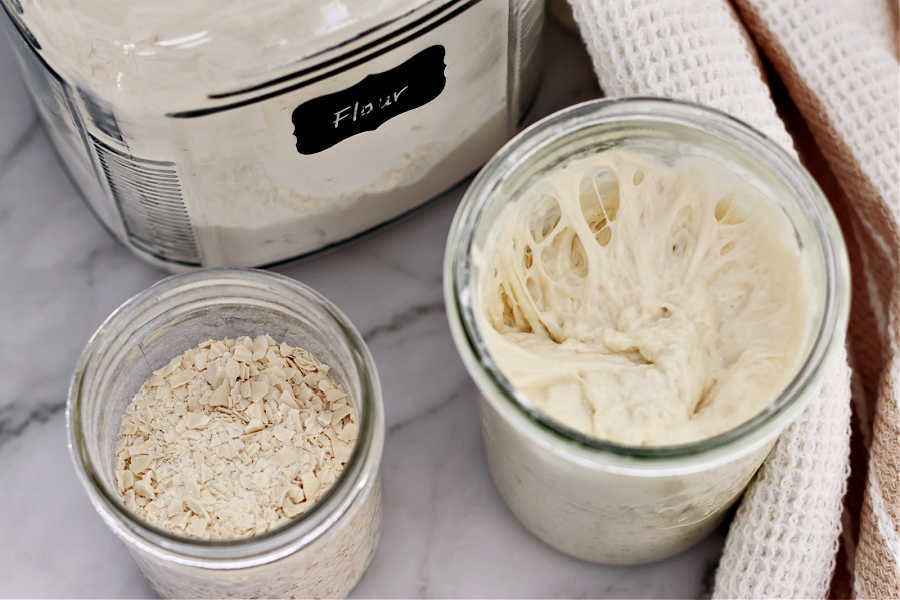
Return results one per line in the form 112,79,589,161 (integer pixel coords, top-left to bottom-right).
2,0,544,269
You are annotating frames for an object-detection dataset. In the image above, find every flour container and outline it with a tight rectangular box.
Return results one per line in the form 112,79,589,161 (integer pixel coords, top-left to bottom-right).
2,0,544,269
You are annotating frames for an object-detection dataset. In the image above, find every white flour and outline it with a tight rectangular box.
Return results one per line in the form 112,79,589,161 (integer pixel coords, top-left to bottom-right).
17,1,428,110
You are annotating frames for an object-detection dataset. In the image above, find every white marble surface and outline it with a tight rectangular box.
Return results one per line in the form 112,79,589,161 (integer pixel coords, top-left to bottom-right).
0,22,727,598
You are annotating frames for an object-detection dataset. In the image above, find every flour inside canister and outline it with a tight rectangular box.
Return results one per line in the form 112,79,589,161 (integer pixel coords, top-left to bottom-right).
476,149,813,446
114,335,357,540
13,1,543,268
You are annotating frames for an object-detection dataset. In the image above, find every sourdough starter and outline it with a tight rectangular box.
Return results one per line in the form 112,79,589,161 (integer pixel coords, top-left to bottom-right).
477,150,812,445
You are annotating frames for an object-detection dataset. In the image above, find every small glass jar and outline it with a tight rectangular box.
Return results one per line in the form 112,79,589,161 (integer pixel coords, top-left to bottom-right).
67,269,385,597
444,98,850,564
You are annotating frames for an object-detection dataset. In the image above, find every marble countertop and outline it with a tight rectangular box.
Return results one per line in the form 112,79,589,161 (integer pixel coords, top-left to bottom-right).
0,22,725,598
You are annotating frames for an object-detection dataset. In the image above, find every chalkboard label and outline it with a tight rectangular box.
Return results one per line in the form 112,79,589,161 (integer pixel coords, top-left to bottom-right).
292,45,447,155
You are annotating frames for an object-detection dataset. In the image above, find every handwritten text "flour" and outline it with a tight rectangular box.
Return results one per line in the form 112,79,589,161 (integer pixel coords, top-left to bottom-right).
332,86,410,129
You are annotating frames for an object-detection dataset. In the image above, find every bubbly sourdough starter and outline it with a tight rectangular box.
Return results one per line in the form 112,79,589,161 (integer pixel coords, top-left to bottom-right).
477,150,812,445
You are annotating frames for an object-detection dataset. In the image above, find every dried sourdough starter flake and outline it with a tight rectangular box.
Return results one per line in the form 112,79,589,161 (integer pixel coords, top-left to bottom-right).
114,335,357,540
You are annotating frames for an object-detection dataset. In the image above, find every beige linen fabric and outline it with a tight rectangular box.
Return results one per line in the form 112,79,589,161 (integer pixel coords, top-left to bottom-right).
565,0,899,596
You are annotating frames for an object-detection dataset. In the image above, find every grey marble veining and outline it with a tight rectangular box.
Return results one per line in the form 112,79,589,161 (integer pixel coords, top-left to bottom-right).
0,21,725,598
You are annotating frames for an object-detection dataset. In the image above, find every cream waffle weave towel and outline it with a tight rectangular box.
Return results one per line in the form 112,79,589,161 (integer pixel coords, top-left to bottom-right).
565,0,900,597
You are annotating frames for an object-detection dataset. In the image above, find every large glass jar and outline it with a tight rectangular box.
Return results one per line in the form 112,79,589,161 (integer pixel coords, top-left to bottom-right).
67,269,385,597
444,98,850,564
2,0,544,270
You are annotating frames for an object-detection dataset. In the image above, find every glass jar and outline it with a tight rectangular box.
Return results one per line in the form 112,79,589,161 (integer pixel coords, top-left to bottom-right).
444,98,850,564
67,269,385,597
2,0,544,270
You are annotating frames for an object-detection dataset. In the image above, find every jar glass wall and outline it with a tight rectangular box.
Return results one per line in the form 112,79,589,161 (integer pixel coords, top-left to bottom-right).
444,98,850,564
67,269,385,597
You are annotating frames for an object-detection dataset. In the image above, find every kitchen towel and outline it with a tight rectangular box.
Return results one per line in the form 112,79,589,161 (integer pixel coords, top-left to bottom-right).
564,0,899,597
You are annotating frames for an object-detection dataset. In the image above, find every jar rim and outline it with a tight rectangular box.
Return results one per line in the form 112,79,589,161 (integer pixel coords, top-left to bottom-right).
444,97,850,462
66,268,384,569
